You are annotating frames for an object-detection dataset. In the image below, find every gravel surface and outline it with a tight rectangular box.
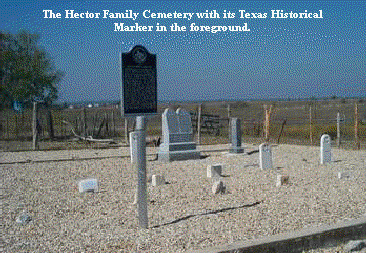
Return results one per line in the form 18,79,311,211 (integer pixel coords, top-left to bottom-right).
1,144,366,252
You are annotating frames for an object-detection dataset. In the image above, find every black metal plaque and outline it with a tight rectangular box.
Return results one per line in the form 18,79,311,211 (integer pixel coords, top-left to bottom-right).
121,45,157,116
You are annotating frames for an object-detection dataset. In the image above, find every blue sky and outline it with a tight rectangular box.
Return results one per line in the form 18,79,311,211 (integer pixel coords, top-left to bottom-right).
1,1,365,102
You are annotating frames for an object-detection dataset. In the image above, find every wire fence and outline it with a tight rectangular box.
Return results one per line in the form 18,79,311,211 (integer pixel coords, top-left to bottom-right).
0,99,365,151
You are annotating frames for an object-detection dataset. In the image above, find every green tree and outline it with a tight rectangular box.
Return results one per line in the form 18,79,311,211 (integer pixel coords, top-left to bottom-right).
1,30,63,139
0,30,63,109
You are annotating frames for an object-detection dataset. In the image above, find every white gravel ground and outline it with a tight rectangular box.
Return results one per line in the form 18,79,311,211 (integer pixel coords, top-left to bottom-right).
1,144,366,252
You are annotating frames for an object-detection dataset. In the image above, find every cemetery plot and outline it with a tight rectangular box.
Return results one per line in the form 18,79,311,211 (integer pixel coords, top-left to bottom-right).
2,144,365,252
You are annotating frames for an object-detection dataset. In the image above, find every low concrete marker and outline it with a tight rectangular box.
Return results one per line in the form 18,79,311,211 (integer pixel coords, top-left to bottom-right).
338,171,352,179
15,210,32,225
151,175,165,186
212,180,226,194
78,178,99,193
207,164,222,178
276,175,289,187
344,240,366,252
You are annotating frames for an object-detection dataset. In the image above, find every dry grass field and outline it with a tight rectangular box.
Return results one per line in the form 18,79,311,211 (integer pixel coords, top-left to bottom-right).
0,98,365,151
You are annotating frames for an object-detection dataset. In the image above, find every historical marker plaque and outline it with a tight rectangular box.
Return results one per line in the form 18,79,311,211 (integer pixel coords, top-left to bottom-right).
121,45,157,116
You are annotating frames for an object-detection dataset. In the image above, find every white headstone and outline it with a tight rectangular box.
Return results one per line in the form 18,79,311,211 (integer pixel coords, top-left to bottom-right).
177,108,193,134
162,108,180,143
152,174,165,186
207,164,222,178
78,178,99,193
158,107,200,162
320,134,331,164
259,143,272,169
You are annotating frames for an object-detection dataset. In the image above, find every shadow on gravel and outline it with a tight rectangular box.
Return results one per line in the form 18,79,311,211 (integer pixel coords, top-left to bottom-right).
200,154,210,159
148,154,210,161
151,201,262,228
243,163,259,168
247,150,259,155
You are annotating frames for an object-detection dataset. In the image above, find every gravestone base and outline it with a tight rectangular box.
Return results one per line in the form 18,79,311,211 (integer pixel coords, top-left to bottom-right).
158,144,200,162
163,142,197,152
229,146,244,154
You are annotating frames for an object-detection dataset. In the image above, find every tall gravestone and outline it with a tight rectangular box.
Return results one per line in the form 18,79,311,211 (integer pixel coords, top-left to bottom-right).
259,143,273,169
229,118,244,153
320,134,331,164
158,108,200,162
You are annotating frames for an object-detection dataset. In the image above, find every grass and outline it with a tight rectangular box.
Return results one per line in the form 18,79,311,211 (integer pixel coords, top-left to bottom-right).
0,98,365,151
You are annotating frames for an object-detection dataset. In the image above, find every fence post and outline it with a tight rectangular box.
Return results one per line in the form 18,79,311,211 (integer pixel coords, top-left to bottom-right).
105,112,109,136
83,107,87,139
336,112,341,147
112,111,116,136
264,104,272,142
197,104,202,145
309,105,313,146
125,118,129,144
277,119,287,144
46,102,55,140
227,103,231,119
355,103,360,149
15,112,18,139
32,102,39,150
6,112,9,139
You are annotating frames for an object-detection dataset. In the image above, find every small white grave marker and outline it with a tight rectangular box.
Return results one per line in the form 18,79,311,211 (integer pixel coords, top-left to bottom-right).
16,210,32,225
338,171,352,179
152,175,165,186
207,164,222,178
320,134,332,164
212,180,225,194
78,178,99,193
276,175,289,187
259,143,273,169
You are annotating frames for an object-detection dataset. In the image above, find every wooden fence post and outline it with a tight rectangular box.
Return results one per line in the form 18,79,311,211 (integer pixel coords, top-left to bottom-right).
309,105,313,146
262,105,267,138
15,112,18,139
197,104,202,145
227,103,231,119
105,112,109,136
112,111,116,137
336,112,341,147
264,104,273,142
6,112,9,139
32,102,39,150
83,107,87,139
125,118,129,144
355,103,360,149
277,119,287,144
